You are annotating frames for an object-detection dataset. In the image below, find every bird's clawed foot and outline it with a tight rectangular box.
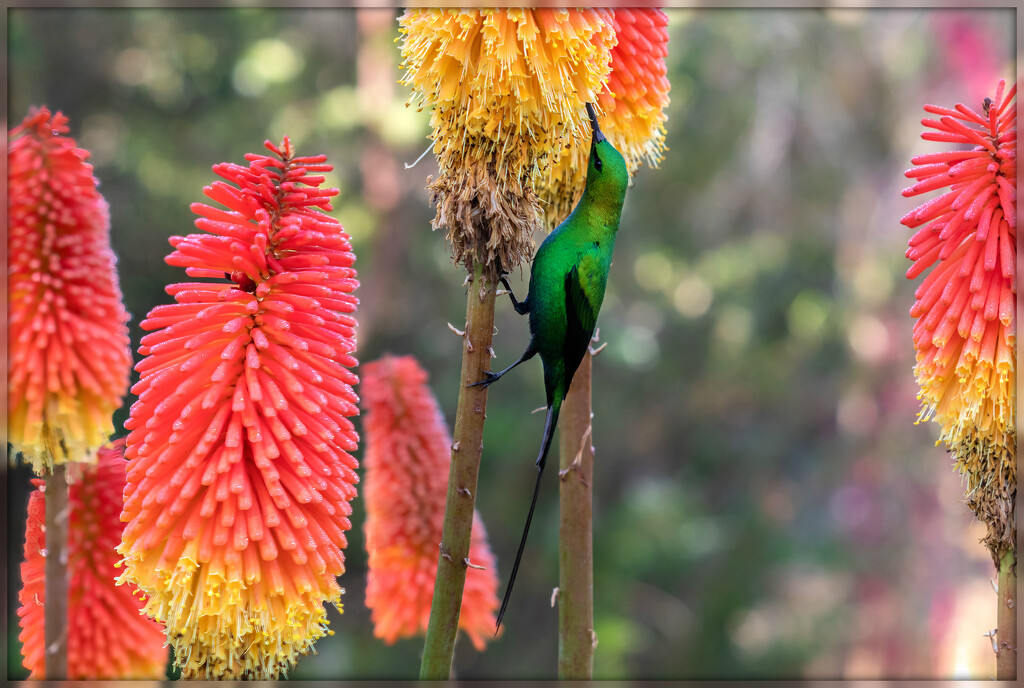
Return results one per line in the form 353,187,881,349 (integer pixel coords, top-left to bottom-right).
467,369,501,388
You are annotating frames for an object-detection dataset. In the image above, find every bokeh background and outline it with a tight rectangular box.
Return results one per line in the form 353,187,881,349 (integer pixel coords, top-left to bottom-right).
5,6,1016,680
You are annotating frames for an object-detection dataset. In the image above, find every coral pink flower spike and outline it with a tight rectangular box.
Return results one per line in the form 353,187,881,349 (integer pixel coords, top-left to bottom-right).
361,355,500,650
118,138,360,679
601,8,671,169
901,80,1016,557
7,108,132,473
901,81,1016,453
539,7,671,227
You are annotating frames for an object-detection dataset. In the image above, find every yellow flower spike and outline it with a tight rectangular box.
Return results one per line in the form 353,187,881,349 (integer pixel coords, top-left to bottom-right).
400,8,615,277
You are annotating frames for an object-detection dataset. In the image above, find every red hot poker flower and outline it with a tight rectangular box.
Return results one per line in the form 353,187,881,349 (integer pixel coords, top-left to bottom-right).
7,108,132,472
539,7,671,227
19,440,168,679
361,356,499,649
901,80,1016,557
118,139,360,679
601,7,671,170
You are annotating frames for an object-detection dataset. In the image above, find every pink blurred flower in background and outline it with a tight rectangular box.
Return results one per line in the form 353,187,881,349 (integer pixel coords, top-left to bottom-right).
931,12,1005,105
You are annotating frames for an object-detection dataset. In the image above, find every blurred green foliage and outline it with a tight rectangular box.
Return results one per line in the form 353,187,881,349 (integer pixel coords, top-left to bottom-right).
6,7,1014,681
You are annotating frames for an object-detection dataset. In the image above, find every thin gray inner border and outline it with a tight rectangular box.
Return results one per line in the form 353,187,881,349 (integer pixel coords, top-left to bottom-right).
1,1,1019,686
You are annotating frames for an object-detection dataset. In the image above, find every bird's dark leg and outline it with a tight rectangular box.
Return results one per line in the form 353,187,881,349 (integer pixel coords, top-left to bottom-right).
495,401,561,632
500,276,529,315
467,345,536,388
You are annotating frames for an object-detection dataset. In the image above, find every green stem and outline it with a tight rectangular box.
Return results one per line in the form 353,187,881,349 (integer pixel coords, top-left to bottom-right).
44,463,69,680
997,549,1017,680
557,350,595,679
420,262,497,680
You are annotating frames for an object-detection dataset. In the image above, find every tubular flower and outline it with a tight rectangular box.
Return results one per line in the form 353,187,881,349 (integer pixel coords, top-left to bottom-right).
117,139,360,679
540,8,671,227
399,8,615,278
18,441,168,680
361,356,499,649
7,108,132,473
901,80,1016,559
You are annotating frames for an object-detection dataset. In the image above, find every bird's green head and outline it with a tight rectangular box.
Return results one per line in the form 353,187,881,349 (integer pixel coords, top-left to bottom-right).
584,102,629,200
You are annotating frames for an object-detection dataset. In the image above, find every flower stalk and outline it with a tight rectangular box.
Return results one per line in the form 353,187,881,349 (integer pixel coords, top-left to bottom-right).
43,465,69,680
420,262,497,679
997,550,1017,680
557,350,595,679
546,11,668,672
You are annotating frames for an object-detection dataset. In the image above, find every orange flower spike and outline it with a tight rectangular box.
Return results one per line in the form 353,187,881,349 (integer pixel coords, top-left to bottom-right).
118,138,360,679
19,441,167,680
540,8,671,227
901,80,1016,558
361,356,499,649
7,108,132,473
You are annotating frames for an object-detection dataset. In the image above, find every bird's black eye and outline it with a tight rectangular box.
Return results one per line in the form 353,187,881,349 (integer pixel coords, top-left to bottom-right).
594,154,603,171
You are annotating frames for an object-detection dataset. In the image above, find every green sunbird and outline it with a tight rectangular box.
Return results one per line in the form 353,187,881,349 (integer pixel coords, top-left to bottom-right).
471,103,629,630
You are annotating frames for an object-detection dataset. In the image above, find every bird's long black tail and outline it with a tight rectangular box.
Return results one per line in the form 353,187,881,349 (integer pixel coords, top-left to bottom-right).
495,400,561,633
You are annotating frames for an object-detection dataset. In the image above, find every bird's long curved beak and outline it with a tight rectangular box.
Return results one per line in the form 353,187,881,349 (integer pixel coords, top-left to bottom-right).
586,103,606,144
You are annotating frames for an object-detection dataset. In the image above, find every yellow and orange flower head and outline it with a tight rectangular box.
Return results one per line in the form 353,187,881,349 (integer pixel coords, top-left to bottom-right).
361,356,499,649
399,8,615,277
540,8,671,227
19,440,167,679
901,80,1017,559
117,139,360,679
7,108,132,473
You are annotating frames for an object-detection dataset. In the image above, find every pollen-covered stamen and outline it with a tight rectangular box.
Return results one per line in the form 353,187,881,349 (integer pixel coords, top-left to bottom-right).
118,138,360,680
